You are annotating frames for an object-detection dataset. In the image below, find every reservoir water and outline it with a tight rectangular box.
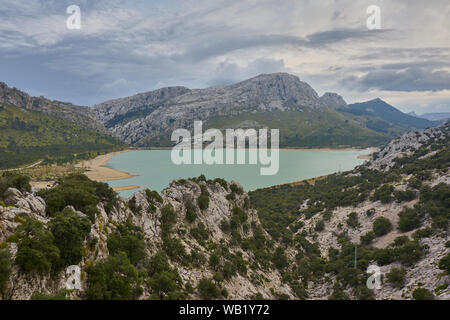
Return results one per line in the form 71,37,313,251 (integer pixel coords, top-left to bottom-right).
105,148,371,197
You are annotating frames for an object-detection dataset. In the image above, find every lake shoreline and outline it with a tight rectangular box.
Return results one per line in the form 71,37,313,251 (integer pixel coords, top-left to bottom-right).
84,146,377,188
77,149,138,182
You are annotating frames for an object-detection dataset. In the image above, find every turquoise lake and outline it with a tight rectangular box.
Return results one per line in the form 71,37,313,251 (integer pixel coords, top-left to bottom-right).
105,149,371,197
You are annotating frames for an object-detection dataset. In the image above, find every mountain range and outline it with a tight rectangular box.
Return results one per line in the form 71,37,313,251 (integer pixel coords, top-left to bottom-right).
0,73,442,168
92,73,437,148
408,111,450,122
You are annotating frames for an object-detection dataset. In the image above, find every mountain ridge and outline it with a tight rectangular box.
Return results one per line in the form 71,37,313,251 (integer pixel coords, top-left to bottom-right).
0,82,105,132
93,73,391,147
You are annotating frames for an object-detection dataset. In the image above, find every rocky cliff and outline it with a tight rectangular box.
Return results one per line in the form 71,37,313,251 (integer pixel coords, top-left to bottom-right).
0,82,105,132
0,177,292,300
367,122,449,171
93,73,387,147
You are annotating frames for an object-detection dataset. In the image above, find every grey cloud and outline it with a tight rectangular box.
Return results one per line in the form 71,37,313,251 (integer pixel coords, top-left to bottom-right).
306,29,387,46
207,58,287,86
343,67,450,92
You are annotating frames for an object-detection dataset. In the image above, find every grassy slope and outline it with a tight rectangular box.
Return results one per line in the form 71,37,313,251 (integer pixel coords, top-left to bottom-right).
204,108,389,148
141,107,390,148
0,103,125,169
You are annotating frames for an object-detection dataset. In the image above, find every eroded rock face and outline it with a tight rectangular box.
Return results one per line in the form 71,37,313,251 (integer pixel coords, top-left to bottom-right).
319,92,348,110
0,178,292,300
367,123,449,171
3,188,23,205
93,73,327,145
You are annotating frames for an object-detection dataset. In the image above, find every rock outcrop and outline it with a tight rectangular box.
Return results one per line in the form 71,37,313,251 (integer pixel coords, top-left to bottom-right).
367,122,449,171
319,92,348,109
0,178,292,300
93,73,331,145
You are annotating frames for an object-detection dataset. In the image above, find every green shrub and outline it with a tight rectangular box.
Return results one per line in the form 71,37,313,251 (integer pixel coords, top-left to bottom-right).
86,252,142,300
147,253,184,299
31,290,70,300
5,234,20,243
360,231,376,245
438,253,450,274
314,219,325,232
394,189,416,202
149,270,184,299
233,206,248,224
398,208,421,232
0,248,11,297
161,204,177,234
38,174,117,217
145,189,163,204
272,247,288,270
197,277,221,300
393,239,424,266
213,178,228,190
107,220,147,266
386,267,406,288
408,178,422,189
230,183,243,195
0,172,31,198
162,237,187,262
373,217,392,237
49,207,91,271
185,200,197,223
346,212,359,229
15,218,60,275
412,288,434,300
190,249,207,268
128,196,141,214
412,227,433,240
372,184,394,203
209,252,221,270
198,185,210,210
354,285,375,300
190,222,209,245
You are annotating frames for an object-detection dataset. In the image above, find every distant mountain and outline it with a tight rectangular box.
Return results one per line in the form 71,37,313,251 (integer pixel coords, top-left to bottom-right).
319,92,348,109
94,73,389,148
419,112,450,121
337,98,437,137
0,82,105,132
0,84,125,169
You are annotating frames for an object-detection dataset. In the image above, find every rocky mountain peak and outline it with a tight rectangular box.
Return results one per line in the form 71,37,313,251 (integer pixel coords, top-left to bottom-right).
319,92,348,109
230,72,323,107
93,86,191,125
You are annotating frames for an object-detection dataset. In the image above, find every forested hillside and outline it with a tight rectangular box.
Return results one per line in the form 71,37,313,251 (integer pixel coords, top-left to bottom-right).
250,122,449,299
0,103,125,169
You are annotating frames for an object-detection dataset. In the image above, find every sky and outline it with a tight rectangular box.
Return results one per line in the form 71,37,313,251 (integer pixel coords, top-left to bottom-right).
0,0,449,114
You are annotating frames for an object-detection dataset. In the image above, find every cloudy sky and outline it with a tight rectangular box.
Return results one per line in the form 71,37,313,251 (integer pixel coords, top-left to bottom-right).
0,0,449,113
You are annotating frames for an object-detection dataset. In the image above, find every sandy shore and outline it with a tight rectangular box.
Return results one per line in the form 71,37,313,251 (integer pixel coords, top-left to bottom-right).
357,147,379,160
78,150,137,182
30,181,55,189
112,185,140,192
